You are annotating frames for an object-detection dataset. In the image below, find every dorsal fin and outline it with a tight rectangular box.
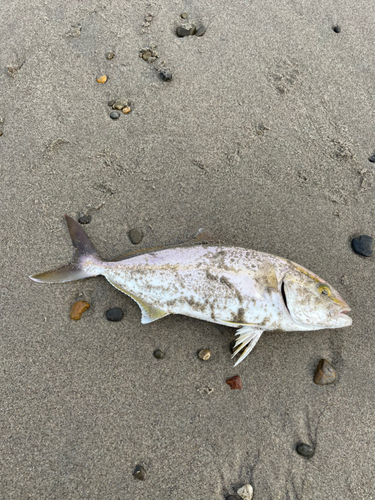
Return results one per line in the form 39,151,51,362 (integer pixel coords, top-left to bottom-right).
110,229,220,262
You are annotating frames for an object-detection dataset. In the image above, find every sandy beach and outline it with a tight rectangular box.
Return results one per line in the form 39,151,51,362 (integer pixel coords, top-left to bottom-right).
1,0,374,498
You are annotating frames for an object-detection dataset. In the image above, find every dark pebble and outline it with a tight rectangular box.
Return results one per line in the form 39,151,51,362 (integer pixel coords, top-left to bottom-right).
333,25,341,33
0,131,3,137
176,26,191,37
158,67,172,82
296,443,314,458
368,155,375,163
106,308,124,322
106,51,115,60
133,465,146,481
110,111,120,120
314,359,336,385
154,349,165,359
352,234,373,257
128,228,143,244
108,99,116,107
194,25,207,37
78,214,91,224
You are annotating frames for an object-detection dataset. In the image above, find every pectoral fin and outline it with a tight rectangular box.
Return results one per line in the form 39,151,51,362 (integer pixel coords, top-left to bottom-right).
107,279,170,324
231,326,264,366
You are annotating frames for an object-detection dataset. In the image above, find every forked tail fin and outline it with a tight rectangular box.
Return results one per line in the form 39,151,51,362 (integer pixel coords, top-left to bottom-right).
29,215,101,283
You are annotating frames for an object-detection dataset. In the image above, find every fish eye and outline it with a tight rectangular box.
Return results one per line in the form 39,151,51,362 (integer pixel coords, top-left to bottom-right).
318,285,331,296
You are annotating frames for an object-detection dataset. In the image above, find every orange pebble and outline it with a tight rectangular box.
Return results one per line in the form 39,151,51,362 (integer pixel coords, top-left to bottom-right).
70,301,90,320
226,375,242,390
96,75,107,84
122,106,131,114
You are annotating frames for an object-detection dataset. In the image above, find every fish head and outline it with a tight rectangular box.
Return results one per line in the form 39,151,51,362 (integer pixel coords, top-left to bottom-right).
281,265,352,330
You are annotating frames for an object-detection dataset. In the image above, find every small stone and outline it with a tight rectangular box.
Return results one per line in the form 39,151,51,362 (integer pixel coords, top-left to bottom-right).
70,301,90,320
110,111,120,120
158,67,172,82
106,308,124,322
198,349,211,360
194,25,207,37
368,155,375,163
181,12,188,19
96,75,107,84
341,275,349,286
0,131,3,137
133,465,146,481
128,228,143,244
176,26,191,37
108,99,116,107
314,359,336,385
78,214,91,224
333,25,341,33
296,443,315,458
105,51,115,60
226,375,242,390
112,99,129,110
237,484,254,500
154,349,165,359
142,51,152,61
122,107,131,114
352,234,373,257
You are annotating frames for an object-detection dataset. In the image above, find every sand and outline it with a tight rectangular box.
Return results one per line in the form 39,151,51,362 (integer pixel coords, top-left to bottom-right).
1,0,375,498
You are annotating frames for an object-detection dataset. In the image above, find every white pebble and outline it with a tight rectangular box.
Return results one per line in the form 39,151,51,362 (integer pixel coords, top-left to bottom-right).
237,484,253,500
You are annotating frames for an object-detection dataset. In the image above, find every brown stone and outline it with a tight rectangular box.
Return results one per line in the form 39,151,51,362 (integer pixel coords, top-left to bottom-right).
226,375,242,390
122,107,131,114
314,359,336,385
198,349,211,360
70,301,90,320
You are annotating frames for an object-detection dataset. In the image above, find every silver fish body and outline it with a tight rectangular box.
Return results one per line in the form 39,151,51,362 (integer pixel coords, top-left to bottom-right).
30,217,352,365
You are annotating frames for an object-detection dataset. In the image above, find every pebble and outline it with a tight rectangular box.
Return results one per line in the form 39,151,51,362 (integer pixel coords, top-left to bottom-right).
78,214,91,224
70,301,90,320
176,26,192,37
296,443,315,458
368,154,375,163
0,131,3,137
112,99,129,110
122,107,131,114
181,12,188,19
128,228,143,244
158,67,172,82
133,465,146,480
142,51,152,61
154,349,165,359
105,51,115,60
108,99,116,107
194,25,207,37
314,359,336,385
237,484,254,500
333,25,341,33
352,234,373,257
226,375,242,390
110,111,120,120
106,308,124,322
198,349,211,360
96,75,107,84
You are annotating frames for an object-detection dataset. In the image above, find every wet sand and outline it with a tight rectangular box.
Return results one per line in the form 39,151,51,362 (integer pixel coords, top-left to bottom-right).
1,0,374,498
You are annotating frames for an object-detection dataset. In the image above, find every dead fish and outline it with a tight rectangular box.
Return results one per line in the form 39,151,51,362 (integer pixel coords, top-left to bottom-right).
29,216,352,366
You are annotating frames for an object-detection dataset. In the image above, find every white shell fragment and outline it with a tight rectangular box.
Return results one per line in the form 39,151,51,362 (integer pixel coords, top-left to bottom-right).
237,483,254,500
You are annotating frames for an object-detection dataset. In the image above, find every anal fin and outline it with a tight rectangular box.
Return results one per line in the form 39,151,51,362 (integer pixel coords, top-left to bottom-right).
107,279,170,324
